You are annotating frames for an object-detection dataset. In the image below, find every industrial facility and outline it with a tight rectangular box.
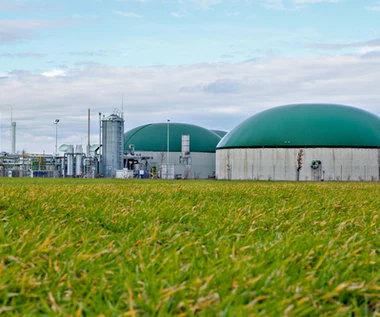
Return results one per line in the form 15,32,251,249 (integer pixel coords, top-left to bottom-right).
216,103,380,181
55,111,126,178
123,123,222,179
1,103,380,181
0,113,222,180
0,110,126,179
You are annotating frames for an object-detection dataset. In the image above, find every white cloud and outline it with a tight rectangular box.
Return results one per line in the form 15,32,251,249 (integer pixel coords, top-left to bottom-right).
226,11,240,17
359,46,380,54
177,0,223,10
0,1,51,12
359,46,380,59
113,10,144,18
310,38,380,50
265,0,341,10
1,55,380,153
365,1,380,11
170,12,186,18
170,8,190,18
0,52,46,58
264,0,284,10
0,20,75,45
41,69,67,77
68,50,108,56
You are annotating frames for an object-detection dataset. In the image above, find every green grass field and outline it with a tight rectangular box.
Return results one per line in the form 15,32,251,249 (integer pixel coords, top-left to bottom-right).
0,179,379,316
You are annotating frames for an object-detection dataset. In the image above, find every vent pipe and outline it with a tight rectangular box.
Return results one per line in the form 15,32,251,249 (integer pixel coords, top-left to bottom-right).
11,122,16,155
11,107,16,155
87,109,90,157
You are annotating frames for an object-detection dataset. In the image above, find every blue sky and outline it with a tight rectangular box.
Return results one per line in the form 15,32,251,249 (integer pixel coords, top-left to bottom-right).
2,0,380,69
1,0,380,153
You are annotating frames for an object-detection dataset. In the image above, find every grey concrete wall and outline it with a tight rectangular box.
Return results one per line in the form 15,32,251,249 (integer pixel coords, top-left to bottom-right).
216,148,380,181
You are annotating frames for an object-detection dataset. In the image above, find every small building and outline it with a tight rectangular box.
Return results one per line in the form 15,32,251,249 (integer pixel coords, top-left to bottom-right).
124,123,221,179
216,103,380,181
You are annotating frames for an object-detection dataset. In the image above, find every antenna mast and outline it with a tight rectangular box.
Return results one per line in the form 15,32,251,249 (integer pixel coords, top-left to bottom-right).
121,93,124,119
11,106,16,155
87,108,91,157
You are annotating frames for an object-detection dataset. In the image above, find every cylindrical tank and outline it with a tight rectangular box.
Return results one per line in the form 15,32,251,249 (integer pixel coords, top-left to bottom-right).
101,113,124,177
75,145,83,176
61,157,65,178
67,145,74,177
84,157,95,178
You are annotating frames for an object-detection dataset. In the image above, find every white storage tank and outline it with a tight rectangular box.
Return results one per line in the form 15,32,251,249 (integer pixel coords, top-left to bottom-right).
216,104,380,181
102,113,124,178
75,145,83,176
67,145,74,177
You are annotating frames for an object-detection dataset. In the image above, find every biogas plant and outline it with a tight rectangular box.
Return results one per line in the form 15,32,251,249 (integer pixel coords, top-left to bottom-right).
216,103,380,181
1,103,380,181
0,110,223,180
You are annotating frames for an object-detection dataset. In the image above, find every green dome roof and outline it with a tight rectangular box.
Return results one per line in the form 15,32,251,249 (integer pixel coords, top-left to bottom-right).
211,130,228,138
125,123,221,153
217,104,380,149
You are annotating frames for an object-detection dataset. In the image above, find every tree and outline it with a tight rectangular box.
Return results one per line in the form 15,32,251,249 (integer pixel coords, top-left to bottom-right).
296,149,304,181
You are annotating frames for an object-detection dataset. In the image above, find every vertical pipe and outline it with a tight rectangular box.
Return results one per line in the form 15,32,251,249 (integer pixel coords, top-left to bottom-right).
11,122,16,155
54,119,59,156
87,109,90,157
67,145,74,177
10,107,16,155
76,145,83,176
99,112,102,157
98,112,102,176
55,123,57,155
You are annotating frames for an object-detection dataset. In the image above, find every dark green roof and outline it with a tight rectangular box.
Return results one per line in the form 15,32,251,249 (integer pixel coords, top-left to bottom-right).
217,104,380,149
211,130,228,137
125,123,221,153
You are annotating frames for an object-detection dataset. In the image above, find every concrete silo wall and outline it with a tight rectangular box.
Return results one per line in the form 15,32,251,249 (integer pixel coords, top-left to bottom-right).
216,148,380,181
